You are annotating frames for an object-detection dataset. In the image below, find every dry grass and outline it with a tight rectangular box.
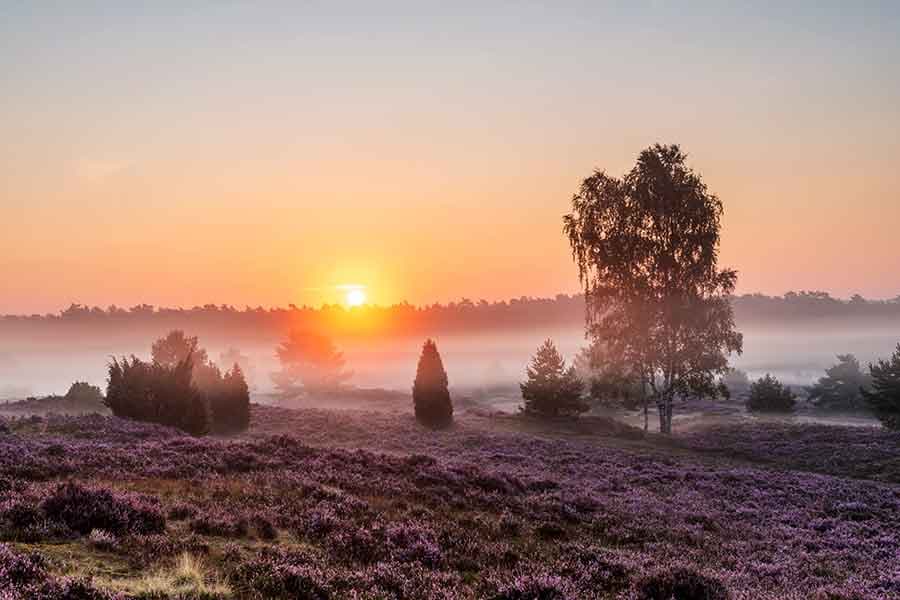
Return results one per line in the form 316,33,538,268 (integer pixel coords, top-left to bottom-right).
97,552,231,599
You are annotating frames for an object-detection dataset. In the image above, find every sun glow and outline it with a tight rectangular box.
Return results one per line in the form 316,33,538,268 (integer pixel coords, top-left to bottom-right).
345,288,366,307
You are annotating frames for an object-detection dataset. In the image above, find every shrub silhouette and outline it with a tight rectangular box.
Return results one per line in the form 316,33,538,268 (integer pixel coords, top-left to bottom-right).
745,374,796,413
105,354,209,436
210,364,251,433
862,344,900,430
412,339,453,428
107,332,251,435
521,340,587,418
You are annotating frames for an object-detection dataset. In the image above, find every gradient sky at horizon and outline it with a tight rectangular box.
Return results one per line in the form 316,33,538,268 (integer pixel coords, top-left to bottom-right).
2,1,899,313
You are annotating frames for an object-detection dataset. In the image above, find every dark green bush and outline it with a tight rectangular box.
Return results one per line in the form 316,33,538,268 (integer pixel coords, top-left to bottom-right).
746,374,796,413
413,339,453,429
521,340,587,418
862,344,900,430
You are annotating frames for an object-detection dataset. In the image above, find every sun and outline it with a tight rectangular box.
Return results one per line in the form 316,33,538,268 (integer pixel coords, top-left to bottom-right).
345,288,366,307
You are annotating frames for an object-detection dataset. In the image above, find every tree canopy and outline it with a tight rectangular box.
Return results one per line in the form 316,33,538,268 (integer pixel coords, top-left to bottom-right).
564,144,742,433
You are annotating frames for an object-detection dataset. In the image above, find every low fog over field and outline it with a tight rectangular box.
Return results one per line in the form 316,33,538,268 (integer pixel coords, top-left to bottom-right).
3,295,899,408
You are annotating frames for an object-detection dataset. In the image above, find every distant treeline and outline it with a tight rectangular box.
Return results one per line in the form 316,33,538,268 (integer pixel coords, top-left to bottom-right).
2,291,899,345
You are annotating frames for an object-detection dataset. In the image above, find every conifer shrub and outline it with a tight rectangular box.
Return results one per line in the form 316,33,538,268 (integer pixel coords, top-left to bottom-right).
412,339,453,429
209,364,251,433
745,374,796,413
520,340,587,418
106,331,251,435
862,344,900,429
105,354,209,436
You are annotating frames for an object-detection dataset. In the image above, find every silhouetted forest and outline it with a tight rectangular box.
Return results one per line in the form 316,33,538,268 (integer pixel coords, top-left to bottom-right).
2,292,899,348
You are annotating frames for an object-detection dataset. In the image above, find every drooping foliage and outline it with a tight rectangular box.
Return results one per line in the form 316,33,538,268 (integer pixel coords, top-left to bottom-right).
745,374,796,413
105,354,209,436
272,331,352,394
564,144,743,433
861,344,900,430
412,339,453,428
806,354,872,412
521,339,587,418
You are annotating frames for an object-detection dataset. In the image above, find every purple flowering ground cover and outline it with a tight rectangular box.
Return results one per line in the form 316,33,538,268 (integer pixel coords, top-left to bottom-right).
0,406,898,599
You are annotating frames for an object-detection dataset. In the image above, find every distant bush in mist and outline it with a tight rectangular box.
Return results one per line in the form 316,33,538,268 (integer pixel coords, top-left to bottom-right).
806,354,871,412
746,374,796,413
272,331,352,395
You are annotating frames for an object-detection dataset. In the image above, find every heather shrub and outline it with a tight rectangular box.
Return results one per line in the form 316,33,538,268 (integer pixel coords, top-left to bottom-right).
412,339,453,429
521,340,587,418
0,543,113,599
87,528,117,551
745,374,796,413
41,482,165,535
487,572,571,600
635,568,728,600
226,547,331,600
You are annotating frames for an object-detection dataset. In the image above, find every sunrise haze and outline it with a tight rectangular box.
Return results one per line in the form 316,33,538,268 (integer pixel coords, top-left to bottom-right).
3,2,899,313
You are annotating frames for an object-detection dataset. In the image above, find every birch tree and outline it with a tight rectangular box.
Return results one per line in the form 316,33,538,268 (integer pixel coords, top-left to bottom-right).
564,144,742,434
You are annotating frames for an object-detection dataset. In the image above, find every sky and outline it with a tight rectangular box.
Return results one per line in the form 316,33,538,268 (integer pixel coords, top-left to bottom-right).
2,1,899,314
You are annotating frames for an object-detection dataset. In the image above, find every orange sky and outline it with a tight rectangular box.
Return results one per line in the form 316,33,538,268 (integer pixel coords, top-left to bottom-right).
2,4,899,313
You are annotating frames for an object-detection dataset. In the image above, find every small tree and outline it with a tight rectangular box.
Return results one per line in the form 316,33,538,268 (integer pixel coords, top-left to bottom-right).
745,374,796,413
272,331,352,395
520,340,587,418
806,354,872,411
861,344,900,430
412,339,453,428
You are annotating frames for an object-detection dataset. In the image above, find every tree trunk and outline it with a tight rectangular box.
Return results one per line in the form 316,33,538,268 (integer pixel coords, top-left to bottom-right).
657,403,667,434
665,399,673,435
658,397,673,434
641,379,648,432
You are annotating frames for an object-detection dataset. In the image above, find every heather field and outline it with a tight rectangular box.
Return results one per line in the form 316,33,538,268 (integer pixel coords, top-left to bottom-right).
1,405,898,599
